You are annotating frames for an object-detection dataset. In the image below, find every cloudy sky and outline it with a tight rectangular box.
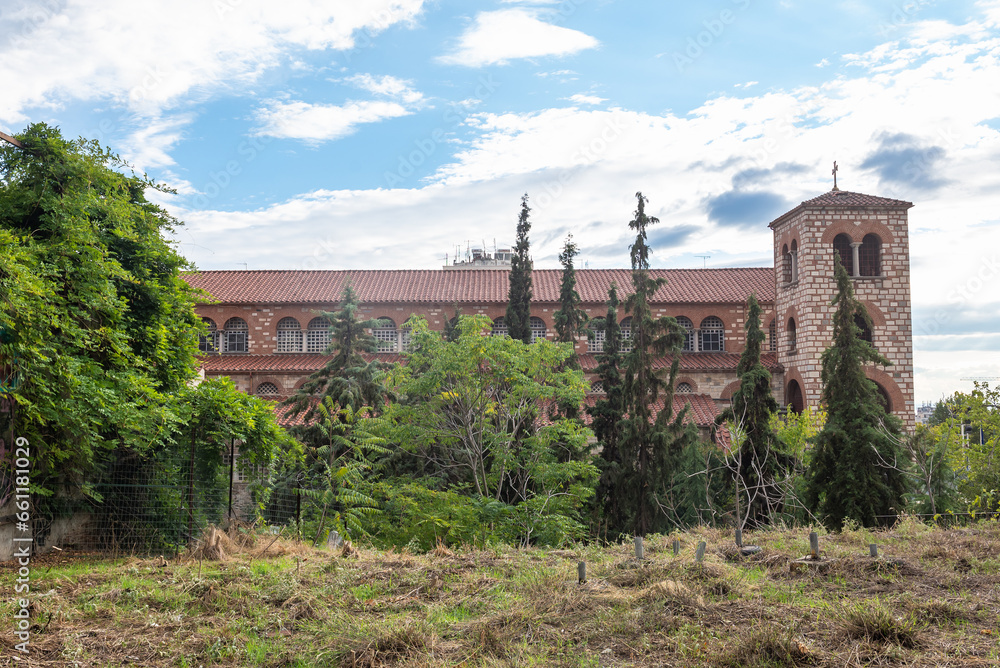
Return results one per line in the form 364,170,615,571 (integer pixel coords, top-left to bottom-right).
3,0,999,405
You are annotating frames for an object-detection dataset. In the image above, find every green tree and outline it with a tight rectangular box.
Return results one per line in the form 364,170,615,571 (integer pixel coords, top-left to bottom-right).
553,233,587,349
942,383,999,512
587,284,627,535
805,259,908,529
383,315,597,545
716,294,794,529
0,124,202,498
618,192,698,536
505,194,533,344
281,283,391,431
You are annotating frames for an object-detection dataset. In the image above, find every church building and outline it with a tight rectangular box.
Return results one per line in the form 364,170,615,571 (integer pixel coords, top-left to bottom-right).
184,188,915,437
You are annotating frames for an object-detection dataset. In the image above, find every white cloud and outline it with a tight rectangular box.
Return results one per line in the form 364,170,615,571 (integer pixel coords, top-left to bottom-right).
815,58,830,67
254,99,411,142
568,94,606,105
343,74,425,104
734,81,759,89
437,8,599,67
0,0,426,126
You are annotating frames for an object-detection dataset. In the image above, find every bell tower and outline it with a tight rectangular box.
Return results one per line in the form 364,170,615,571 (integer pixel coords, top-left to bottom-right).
770,187,915,430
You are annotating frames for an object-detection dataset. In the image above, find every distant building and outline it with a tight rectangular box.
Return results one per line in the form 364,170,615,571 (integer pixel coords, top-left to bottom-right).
184,188,915,438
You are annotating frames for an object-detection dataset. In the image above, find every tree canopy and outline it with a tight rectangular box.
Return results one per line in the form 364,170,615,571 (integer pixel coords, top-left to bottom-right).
505,194,534,344
805,259,908,529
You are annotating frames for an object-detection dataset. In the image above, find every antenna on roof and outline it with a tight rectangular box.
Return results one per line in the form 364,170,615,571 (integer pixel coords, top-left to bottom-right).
695,255,710,268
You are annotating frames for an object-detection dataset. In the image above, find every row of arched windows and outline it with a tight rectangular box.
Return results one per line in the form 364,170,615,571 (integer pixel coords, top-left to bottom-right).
200,317,333,354
774,312,874,355
489,316,548,343
781,234,883,284
586,316,725,353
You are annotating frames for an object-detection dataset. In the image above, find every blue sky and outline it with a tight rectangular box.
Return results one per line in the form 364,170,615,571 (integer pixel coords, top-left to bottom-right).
3,0,1000,404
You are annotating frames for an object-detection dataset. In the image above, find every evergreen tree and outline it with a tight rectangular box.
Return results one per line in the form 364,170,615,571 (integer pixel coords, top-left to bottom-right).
715,293,793,529
618,192,698,536
805,259,908,529
282,283,392,434
587,284,627,534
553,233,588,351
505,194,533,343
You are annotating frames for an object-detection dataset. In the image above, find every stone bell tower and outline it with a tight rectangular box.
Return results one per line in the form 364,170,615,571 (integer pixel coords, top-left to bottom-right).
769,182,915,430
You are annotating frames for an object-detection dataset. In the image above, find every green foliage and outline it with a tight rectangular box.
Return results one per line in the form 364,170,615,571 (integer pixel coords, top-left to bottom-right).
281,283,392,431
587,285,627,533
716,294,796,529
805,259,909,529
505,194,534,344
553,233,587,348
768,406,826,463
617,192,700,536
293,399,388,544
378,314,597,546
901,424,958,516
940,383,1000,513
0,123,204,497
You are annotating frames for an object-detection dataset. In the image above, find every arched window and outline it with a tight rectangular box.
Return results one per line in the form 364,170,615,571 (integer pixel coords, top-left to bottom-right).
768,320,777,353
276,317,302,353
255,382,280,397
676,316,695,352
833,234,854,276
223,317,248,353
854,312,873,345
699,316,724,352
590,381,605,394
619,317,633,353
199,318,219,353
859,234,881,276
491,317,508,338
874,382,892,412
587,317,606,353
781,244,792,284
676,382,693,394
529,317,546,343
787,318,797,352
373,318,397,352
306,317,330,353
790,239,798,282
786,380,804,414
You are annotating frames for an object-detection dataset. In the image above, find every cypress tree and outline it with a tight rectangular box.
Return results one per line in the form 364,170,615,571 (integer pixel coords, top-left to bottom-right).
805,259,908,529
588,283,626,533
618,192,696,536
554,233,587,351
716,293,793,529
505,194,533,343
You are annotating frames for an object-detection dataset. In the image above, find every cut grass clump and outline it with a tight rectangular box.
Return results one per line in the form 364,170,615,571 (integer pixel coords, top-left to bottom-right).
337,621,435,667
837,598,923,648
713,624,813,667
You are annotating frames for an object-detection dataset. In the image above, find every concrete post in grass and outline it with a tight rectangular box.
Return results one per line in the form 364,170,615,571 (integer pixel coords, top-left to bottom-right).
672,539,680,556
695,541,706,563
809,531,819,559
735,528,743,548
634,536,644,560
578,561,586,584
869,544,878,558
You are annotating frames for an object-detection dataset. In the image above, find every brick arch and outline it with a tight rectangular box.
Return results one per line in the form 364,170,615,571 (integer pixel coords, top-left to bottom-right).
820,219,896,245
777,231,799,254
720,379,741,401
863,367,905,414
782,368,809,411
252,375,286,396
675,376,699,394
856,300,886,328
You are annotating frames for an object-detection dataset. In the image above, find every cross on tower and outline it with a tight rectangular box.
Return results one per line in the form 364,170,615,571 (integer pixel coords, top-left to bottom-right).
832,161,839,191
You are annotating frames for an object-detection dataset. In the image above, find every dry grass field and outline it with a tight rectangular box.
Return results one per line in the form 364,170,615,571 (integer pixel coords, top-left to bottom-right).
3,518,998,667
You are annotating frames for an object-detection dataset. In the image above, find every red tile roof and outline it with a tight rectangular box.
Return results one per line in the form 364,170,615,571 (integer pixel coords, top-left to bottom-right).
199,352,781,375
578,352,782,373
770,190,913,228
184,268,775,306
575,392,722,428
